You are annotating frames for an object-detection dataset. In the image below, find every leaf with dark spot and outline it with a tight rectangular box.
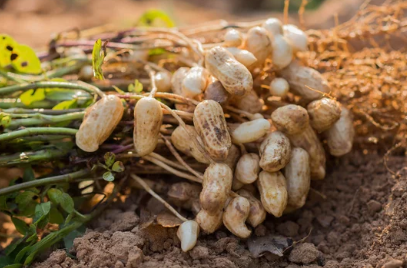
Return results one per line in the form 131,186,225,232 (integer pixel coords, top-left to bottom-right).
247,234,293,258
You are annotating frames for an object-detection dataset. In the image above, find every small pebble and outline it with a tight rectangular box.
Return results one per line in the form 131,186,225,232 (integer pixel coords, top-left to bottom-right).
289,243,320,264
367,200,382,213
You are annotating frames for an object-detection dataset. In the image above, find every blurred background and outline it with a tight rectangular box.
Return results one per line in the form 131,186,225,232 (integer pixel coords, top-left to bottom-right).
0,0,379,49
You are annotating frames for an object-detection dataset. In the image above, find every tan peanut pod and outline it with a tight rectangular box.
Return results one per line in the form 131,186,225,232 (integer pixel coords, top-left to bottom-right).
171,67,190,95
325,107,354,157
272,105,326,180
181,66,210,98
154,71,172,92
235,153,260,184
133,97,163,156
277,60,330,101
193,100,231,161
271,35,293,70
230,90,263,114
200,163,233,214
226,47,257,69
257,171,288,217
168,182,202,210
283,24,308,52
262,18,283,37
259,131,291,172
237,189,267,228
223,196,251,238
171,125,210,164
204,79,230,105
76,95,124,152
177,220,200,252
224,29,243,47
284,148,310,209
230,119,270,144
244,26,272,67
196,209,223,234
269,77,289,97
232,177,244,191
224,144,241,171
205,46,253,97
307,98,341,133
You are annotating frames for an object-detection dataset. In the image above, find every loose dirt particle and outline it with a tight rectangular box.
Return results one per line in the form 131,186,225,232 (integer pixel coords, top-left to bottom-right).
367,200,382,213
288,243,320,264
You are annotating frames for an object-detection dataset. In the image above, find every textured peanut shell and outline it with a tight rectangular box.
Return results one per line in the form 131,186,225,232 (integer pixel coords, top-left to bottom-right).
287,125,326,180
193,100,231,161
231,119,270,144
196,209,223,234
205,46,253,97
223,196,251,238
171,125,210,164
133,97,163,156
230,90,263,114
237,189,267,228
325,107,354,157
224,144,241,171
284,148,311,209
259,131,291,172
76,95,124,152
200,163,233,214
204,80,230,105
307,98,341,133
235,153,260,184
244,26,272,67
257,171,288,217
271,105,309,135
171,67,190,95
277,60,330,101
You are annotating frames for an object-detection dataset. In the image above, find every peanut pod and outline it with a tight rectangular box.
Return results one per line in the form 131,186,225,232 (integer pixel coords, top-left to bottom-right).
171,125,210,164
223,196,251,238
257,170,288,217
307,98,341,133
230,119,270,144
235,153,260,184
325,107,354,157
259,131,291,172
237,189,267,228
177,220,200,252
196,209,223,234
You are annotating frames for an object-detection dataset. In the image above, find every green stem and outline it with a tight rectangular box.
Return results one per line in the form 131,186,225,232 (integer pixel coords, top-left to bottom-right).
7,112,85,129
0,99,56,109
0,81,104,98
4,108,85,115
0,127,77,142
0,148,71,167
0,169,90,196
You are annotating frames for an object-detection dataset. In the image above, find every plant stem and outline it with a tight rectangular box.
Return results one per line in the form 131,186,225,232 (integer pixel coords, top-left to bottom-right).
7,112,85,129
4,108,85,115
0,169,90,196
0,81,104,98
0,148,71,167
0,127,78,142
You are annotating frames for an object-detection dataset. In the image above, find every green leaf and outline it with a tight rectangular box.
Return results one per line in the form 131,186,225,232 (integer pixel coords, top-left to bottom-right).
11,44,42,74
60,193,74,214
0,256,14,267
0,113,12,128
4,236,25,256
4,264,23,268
63,224,85,251
137,9,175,28
15,191,38,217
49,206,64,224
19,88,45,106
102,171,115,182
26,224,38,243
104,152,115,167
128,79,143,93
92,39,105,80
22,166,35,182
112,161,125,173
0,34,17,68
52,99,78,110
33,202,51,229
11,217,29,235
47,188,63,205
148,48,166,56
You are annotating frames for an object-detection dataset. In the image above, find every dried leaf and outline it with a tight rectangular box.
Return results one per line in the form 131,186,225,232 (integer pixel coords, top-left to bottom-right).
247,234,293,258
92,39,105,80
139,207,155,229
156,212,183,227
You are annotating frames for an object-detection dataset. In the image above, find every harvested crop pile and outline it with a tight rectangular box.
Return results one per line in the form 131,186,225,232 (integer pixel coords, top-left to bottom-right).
0,1,406,268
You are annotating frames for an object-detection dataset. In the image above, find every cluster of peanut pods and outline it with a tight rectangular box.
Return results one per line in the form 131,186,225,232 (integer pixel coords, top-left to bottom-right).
74,18,354,252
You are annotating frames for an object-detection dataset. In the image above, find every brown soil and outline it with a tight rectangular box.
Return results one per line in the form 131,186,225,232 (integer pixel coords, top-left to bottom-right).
31,152,407,268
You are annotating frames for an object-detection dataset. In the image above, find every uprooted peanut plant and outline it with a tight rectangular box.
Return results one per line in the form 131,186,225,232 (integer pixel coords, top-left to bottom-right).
1,2,406,265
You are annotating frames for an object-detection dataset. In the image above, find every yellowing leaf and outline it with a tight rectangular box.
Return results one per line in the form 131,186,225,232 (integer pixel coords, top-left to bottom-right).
11,44,42,74
52,99,78,110
128,79,143,93
92,39,105,80
19,89,45,106
0,34,17,67
137,9,175,28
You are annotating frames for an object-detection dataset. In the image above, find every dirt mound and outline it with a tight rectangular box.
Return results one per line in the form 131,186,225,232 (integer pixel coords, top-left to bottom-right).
32,153,406,267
